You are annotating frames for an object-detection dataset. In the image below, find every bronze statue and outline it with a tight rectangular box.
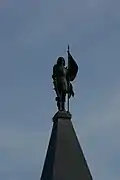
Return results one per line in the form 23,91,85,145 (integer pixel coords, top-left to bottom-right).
52,46,78,111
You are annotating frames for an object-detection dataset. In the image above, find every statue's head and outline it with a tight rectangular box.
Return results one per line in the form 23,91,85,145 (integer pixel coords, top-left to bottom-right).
57,57,65,66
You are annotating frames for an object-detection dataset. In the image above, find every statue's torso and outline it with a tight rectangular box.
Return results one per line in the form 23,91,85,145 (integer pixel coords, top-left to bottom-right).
53,64,68,92
56,65,67,78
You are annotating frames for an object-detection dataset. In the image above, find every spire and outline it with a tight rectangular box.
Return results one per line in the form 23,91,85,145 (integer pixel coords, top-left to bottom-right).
40,111,93,180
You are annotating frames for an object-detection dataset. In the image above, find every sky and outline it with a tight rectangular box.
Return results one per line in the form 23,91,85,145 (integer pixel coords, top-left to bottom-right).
0,0,120,179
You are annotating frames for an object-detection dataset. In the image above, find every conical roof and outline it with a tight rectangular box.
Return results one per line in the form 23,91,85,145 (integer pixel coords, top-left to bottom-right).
40,111,93,180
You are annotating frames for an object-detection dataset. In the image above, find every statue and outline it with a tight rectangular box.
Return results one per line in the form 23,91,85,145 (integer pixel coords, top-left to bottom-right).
52,46,78,111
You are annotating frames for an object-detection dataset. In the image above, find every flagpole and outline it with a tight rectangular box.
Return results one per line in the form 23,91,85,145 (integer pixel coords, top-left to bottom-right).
67,45,70,112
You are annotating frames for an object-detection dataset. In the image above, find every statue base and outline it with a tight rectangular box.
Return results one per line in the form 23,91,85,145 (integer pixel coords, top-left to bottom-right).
52,110,72,122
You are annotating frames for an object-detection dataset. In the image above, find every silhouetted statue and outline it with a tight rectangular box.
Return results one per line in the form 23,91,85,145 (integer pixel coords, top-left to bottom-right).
52,46,78,111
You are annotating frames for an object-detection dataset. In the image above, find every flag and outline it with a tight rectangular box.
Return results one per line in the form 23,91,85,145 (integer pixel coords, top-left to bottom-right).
67,51,78,81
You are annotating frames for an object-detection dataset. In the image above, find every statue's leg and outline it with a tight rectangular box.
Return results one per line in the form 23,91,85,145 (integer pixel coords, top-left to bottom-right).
59,94,63,111
61,93,66,111
58,89,63,111
57,84,65,111
55,97,60,111
55,83,61,111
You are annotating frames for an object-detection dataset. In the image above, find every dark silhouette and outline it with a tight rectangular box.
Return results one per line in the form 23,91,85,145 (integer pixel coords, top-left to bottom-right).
52,46,78,111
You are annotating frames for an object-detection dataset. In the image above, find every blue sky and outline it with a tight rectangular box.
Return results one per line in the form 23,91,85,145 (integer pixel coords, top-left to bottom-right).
0,0,120,179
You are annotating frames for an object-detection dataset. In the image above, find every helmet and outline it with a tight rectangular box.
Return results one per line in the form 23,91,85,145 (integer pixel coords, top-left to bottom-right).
57,57,65,66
